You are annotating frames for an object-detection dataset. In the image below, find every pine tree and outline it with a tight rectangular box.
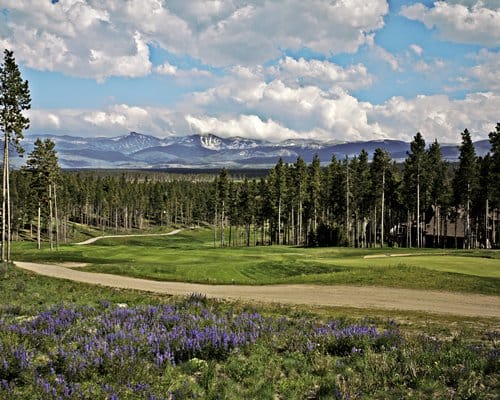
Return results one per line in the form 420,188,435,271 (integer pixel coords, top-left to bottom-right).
489,123,500,208
25,138,60,249
489,123,500,247
452,129,478,249
293,157,308,245
325,155,344,239
476,155,493,248
268,158,287,245
427,139,450,247
351,150,370,247
0,49,31,261
370,148,391,247
308,155,322,244
216,169,229,247
403,132,427,247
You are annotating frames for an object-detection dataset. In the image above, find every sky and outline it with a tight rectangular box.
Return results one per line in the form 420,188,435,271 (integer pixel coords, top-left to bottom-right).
0,0,499,143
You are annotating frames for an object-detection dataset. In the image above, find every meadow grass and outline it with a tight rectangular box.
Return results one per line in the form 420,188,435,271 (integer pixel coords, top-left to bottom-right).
1,263,499,399
12,228,500,295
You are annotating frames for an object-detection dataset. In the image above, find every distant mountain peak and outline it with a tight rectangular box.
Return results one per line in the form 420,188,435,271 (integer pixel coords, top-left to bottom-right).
15,131,490,169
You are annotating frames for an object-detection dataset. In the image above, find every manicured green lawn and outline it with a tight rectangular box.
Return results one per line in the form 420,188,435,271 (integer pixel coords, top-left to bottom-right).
12,228,500,295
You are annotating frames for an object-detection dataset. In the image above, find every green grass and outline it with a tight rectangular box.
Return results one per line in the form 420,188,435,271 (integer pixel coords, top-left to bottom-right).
1,264,499,399
12,228,500,295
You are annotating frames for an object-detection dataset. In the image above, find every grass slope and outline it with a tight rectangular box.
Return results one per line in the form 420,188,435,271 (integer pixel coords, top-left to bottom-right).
1,264,499,399
12,228,500,295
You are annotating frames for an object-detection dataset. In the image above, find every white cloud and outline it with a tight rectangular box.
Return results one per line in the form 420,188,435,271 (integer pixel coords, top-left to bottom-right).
270,57,373,91
186,114,303,142
26,89,499,144
185,64,383,141
467,49,500,91
409,44,423,56
156,62,178,76
445,0,500,8
369,92,500,142
401,1,500,47
191,0,389,66
371,45,401,71
413,59,445,73
0,1,153,80
88,32,152,83
155,61,213,83
0,0,389,79
27,104,185,137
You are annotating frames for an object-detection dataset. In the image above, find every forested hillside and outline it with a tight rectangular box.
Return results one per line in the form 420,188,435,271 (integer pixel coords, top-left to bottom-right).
10,125,500,250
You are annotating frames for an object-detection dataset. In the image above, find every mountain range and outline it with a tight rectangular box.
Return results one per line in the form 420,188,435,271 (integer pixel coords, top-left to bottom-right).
11,132,492,169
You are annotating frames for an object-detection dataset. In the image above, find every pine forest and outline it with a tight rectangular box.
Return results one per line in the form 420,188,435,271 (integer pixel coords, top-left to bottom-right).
9,124,500,251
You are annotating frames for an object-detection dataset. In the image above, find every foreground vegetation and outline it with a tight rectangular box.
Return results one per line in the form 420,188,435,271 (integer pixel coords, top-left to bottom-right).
1,266,498,399
12,228,500,295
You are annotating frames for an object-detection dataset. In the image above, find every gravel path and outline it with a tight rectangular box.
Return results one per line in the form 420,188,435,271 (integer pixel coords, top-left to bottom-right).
74,229,183,245
15,261,500,318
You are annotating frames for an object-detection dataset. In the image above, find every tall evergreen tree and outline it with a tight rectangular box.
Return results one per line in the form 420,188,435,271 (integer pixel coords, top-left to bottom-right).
370,148,391,247
489,123,500,247
489,123,500,208
308,154,322,244
476,155,493,247
326,155,345,233
268,158,287,244
0,49,31,261
216,168,229,246
427,139,450,247
351,150,370,247
293,157,308,245
452,129,478,249
403,132,427,247
25,139,60,249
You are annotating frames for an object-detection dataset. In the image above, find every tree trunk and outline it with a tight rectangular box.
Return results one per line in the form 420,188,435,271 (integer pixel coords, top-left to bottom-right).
220,200,225,247
53,183,59,250
253,221,257,247
485,199,489,248
492,209,496,247
49,184,53,251
1,142,5,262
115,209,118,233
443,211,447,249
298,199,303,246
416,179,420,249
466,183,470,249
37,205,41,250
345,169,350,247
381,169,385,247
246,222,250,247
213,207,217,249
277,196,281,245
407,211,411,248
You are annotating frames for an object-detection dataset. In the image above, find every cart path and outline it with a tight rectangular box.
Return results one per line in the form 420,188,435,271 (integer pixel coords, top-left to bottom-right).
14,261,500,318
74,229,183,245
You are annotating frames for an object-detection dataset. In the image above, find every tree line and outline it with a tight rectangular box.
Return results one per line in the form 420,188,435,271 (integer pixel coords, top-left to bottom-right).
7,124,500,250
212,127,500,249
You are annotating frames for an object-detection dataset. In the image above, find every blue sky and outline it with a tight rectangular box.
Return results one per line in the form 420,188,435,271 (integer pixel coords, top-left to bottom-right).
1,0,499,143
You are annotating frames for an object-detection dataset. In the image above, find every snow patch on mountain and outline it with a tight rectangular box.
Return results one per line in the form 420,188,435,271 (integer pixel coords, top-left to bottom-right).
15,131,491,169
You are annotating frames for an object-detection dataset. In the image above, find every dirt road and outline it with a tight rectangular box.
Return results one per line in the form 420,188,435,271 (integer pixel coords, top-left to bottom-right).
15,261,500,318
74,229,183,245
